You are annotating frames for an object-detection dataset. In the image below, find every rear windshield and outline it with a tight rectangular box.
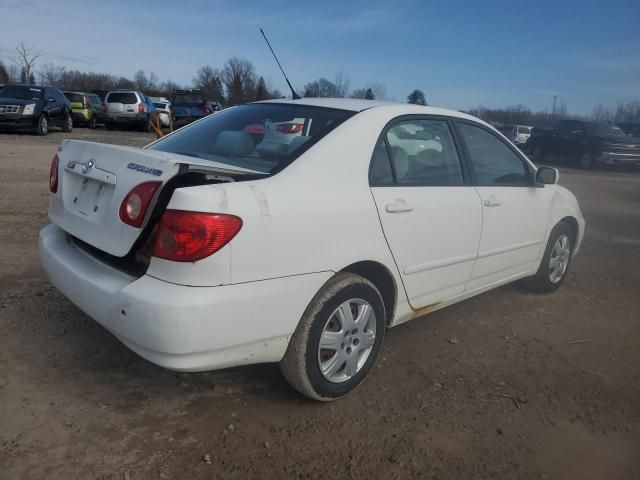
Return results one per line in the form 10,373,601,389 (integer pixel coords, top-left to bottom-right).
107,92,138,104
153,102,167,109
64,93,85,103
172,93,206,105
517,126,532,134
148,103,355,174
1,86,44,100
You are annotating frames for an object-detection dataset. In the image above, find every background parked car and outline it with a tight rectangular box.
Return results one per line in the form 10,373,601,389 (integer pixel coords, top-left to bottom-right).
526,119,640,168
151,100,172,127
170,89,219,127
91,90,110,102
104,90,155,132
63,91,107,129
496,124,533,146
0,84,72,135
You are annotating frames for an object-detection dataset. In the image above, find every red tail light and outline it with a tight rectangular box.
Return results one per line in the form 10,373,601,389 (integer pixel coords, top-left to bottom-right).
138,103,144,113
153,210,242,262
119,182,161,227
49,154,59,193
83,97,89,109
276,123,304,134
203,104,212,114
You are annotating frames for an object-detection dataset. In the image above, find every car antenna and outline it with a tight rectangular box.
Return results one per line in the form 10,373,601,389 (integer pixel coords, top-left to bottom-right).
260,28,301,100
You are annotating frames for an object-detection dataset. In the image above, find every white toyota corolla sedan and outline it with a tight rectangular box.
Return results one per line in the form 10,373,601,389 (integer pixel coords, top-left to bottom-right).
40,98,585,400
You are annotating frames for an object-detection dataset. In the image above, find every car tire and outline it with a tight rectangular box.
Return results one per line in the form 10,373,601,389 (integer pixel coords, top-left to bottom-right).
88,115,97,129
532,145,545,163
280,272,386,401
142,116,151,133
106,121,114,131
62,113,73,133
35,114,48,136
579,153,593,169
522,221,574,294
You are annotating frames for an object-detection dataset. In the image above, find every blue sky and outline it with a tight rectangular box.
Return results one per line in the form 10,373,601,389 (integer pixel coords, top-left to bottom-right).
1,0,638,114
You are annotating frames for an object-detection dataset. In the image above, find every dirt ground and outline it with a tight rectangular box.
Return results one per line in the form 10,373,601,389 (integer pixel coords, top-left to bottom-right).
1,128,639,480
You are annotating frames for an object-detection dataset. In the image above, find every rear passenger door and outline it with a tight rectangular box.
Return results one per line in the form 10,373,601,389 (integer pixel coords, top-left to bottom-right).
370,117,483,309
455,121,551,291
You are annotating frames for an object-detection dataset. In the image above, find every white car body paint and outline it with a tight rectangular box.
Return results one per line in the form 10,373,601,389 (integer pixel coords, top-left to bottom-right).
40,98,585,372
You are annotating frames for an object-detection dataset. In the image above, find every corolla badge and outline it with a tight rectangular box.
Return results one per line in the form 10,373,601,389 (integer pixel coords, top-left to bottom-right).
81,159,95,174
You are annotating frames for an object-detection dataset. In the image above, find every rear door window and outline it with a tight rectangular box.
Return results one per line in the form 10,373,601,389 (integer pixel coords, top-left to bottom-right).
107,92,138,104
384,119,464,186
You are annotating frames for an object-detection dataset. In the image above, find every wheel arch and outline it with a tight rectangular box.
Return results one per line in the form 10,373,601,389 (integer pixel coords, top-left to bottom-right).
340,260,397,326
560,215,579,244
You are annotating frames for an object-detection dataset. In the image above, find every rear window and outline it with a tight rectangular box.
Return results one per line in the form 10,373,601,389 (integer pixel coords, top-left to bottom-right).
107,92,138,104
517,126,532,134
64,93,85,103
148,103,355,175
88,95,102,106
153,102,167,109
172,93,206,105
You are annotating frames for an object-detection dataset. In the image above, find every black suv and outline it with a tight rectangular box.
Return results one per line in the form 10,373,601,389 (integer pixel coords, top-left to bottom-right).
0,84,73,135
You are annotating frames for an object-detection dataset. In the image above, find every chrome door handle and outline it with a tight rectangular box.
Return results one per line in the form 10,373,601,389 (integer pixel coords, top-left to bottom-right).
483,199,501,207
385,202,414,213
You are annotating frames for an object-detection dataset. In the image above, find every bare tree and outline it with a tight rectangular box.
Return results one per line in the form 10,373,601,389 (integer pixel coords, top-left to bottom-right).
303,78,340,98
592,103,612,122
193,66,224,104
12,40,44,85
333,71,350,98
221,57,256,105
0,62,9,84
133,70,158,92
38,63,66,86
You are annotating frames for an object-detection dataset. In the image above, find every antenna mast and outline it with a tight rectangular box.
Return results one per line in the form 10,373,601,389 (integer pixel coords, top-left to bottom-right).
260,28,301,100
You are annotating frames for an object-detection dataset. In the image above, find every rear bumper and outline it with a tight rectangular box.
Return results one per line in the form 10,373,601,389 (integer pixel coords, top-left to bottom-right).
106,113,146,123
39,224,331,372
71,110,91,123
0,114,38,129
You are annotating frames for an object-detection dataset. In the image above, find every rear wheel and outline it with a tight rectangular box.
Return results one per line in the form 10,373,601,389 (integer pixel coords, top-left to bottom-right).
106,121,114,131
35,114,48,136
522,222,574,293
141,116,151,132
62,113,73,132
280,272,386,401
88,115,97,129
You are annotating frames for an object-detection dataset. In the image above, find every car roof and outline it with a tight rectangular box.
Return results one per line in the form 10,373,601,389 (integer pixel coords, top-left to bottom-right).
255,97,485,123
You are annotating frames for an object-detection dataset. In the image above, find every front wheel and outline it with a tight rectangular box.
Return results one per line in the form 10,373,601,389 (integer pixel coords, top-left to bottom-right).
280,272,386,401
35,114,48,136
62,113,73,132
522,222,574,293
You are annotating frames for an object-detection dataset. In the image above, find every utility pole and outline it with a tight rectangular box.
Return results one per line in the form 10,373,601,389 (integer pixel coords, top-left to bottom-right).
552,95,558,115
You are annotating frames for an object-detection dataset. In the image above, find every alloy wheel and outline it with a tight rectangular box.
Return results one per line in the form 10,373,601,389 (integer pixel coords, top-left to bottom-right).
317,298,377,383
549,234,571,283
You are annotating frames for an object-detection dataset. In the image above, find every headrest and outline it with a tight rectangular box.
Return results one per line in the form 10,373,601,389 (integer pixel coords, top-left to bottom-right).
213,131,255,156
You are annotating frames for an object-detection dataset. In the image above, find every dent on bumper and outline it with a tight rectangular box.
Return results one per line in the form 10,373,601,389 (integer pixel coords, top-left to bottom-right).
39,224,332,372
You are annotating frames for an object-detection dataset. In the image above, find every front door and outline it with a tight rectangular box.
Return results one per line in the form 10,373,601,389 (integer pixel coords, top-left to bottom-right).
370,117,483,309
455,121,551,291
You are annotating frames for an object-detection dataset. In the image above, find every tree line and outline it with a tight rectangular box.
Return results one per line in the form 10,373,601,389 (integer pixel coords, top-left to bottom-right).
1,41,434,107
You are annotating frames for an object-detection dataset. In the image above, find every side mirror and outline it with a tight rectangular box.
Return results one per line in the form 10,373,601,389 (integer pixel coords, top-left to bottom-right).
535,166,559,185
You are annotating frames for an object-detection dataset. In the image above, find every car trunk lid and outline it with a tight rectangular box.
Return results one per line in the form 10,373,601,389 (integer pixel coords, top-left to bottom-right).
49,139,260,257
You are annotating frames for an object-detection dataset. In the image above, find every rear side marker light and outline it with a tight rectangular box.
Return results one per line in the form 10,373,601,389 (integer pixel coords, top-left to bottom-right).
50,154,59,193
153,210,242,262
119,182,161,227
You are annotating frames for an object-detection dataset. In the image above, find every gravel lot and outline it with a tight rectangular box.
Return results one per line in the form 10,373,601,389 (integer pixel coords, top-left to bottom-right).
1,128,639,479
